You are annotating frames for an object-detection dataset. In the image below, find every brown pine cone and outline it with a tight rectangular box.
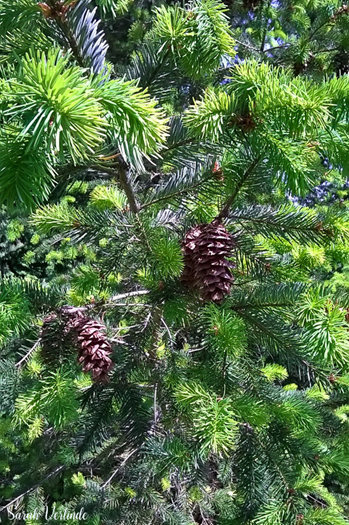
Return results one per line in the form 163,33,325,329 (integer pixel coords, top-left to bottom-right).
181,219,235,302
68,312,113,382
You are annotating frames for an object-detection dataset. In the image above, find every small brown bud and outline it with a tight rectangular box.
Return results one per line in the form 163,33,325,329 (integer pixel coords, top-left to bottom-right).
212,162,224,182
212,325,219,335
328,373,337,384
38,2,52,18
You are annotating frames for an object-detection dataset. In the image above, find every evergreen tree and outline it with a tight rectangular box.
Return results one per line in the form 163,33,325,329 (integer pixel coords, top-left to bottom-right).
2,1,349,524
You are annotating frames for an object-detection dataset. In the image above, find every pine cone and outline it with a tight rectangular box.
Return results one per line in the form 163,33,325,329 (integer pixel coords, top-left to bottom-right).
230,113,258,131
296,514,304,525
181,219,234,302
68,312,113,382
40,308,113,383
40,311,74,366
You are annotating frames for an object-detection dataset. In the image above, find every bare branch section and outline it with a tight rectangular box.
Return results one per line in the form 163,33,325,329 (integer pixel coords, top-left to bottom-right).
16,339,41,368
216,156,262,220
117,164,139,213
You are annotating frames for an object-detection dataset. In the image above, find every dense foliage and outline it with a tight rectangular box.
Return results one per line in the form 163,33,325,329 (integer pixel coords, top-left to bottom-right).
3,1,349,524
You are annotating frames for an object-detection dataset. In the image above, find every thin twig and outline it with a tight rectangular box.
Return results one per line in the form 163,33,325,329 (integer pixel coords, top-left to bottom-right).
260,0,272,53
235,40,261,53
142,312,152,332
16,339,42,368
262,43,290,54
231,302,294,310
0,466,65,513
107,303,151,307
160,137,197,154
101,449,138,488
154,383,158,426
140,173,214,210
315,46,341,54
108,290,150,302
216,156,262,220
150,48,171,86
161,318,173,342
309,17,334,41
55,17,85,68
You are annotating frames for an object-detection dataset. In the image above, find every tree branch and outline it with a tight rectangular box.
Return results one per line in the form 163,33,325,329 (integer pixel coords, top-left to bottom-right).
235,40,261,53
140,173,213,210
101,449,138,489
216,156,262,220
117,161,139,213
108,290,150,302
91,159,139,213
16,339,41,368
145,48,171,89
55,17,85,68
0,466,65,513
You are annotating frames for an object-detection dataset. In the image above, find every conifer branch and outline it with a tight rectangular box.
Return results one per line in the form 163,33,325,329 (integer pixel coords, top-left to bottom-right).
0,466,65,513
145,48,171,88
117,161,139,214
92,160,139,213
140,173,213,210
54,17,85,68
3,1,349,522
101,449,138,488
216,156,262,220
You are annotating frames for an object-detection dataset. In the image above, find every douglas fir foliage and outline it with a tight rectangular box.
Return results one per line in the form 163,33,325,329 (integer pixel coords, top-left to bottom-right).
4,1,349,525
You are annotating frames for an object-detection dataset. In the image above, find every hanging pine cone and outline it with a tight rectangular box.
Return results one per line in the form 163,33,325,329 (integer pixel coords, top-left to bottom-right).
181,219,235,302
40,311,75,366
68,312,113,382
40,308,113,382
